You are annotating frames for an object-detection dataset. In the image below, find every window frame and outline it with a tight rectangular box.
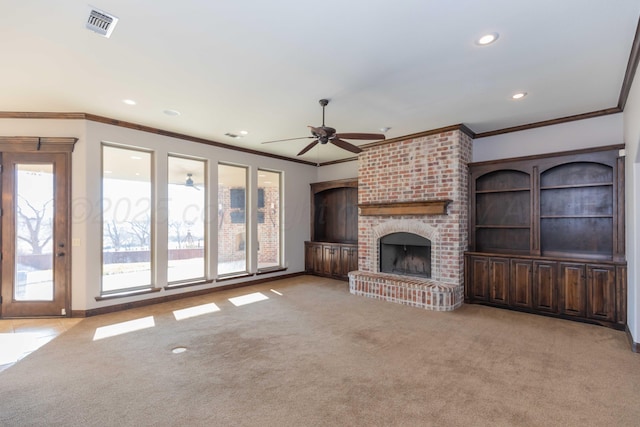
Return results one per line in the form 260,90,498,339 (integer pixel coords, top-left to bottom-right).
166,154,208,286
100,143,155,296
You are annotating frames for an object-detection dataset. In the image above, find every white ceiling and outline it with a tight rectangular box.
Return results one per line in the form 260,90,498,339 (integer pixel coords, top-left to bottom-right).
1,0,639,164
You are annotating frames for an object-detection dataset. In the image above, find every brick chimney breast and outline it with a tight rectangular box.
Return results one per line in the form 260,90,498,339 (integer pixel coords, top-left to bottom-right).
349,128,473,311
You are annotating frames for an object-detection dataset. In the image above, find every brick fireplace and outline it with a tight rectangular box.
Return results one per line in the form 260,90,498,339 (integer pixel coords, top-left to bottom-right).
348,126,473,311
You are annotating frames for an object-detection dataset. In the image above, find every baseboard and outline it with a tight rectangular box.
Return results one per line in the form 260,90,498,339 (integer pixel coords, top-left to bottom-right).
625,325,640,352
71,271,305,318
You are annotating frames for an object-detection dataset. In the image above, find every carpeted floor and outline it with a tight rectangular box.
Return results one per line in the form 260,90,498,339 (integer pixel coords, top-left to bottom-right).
1,275,639,426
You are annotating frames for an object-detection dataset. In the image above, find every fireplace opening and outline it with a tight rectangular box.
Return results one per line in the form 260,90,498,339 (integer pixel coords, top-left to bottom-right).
379,232,431,278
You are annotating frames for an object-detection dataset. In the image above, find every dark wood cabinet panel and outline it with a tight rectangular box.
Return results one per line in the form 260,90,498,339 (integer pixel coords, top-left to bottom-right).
305,241,357,281
510,259,532,308
558,263,586,317
307,179,359,281
322,244,340,276
466,145,626,330
489,258,510,306
468,256,489,301
532,261,557,312
465,253,626,329
340,246,358,277
587,264,615,322
476,192,531,226
311,179,358,244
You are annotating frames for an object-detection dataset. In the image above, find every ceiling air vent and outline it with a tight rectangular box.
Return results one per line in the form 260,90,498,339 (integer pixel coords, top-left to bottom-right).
86,6,119,38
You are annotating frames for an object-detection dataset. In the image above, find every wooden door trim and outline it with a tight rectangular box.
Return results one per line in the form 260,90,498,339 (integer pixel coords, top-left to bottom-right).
0,137,77,153
0,141,74,317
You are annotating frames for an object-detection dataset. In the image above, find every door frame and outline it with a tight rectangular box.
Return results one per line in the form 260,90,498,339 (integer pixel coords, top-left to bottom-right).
0,137,76,318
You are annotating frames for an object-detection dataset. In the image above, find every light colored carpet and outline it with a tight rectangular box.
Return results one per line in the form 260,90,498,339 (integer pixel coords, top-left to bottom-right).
1,275,639,426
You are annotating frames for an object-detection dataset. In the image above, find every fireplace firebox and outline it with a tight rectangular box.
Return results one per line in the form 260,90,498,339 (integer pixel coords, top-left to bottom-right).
379,232,431,278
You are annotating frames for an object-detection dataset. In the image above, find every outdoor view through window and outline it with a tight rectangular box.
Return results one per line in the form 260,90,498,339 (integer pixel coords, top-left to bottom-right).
102,145,152,293
168,156,206,283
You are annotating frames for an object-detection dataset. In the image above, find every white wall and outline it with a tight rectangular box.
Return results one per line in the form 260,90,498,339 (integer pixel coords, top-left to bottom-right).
316,160,358,182
624,74,640,344
472,113,623,162
0,118,316,311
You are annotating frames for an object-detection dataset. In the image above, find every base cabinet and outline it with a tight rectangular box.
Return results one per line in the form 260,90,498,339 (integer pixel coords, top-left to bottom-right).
532,261,557,313
305,241,357,281
465,253,626,329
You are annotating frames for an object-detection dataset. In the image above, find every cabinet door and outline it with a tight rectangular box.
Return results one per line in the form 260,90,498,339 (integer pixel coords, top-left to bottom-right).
489,258,510,305
468,256,489,301
510,259,532,308
340,246,358,277
533,261,557,313
305,243,323,274
559,263,586,317
348,247,358,272
587,264,615,322
322,244,340,276
304,243,314,272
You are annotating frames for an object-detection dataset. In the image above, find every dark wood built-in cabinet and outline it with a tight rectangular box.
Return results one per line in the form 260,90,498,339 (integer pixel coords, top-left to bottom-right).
305,179,358,280
465,145,626,329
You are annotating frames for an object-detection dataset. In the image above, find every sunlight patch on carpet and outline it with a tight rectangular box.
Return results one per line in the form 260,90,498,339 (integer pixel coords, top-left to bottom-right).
228,292,269,307
270,289,283,296
173,303,220,320
93,316,155,341
0,333,47,365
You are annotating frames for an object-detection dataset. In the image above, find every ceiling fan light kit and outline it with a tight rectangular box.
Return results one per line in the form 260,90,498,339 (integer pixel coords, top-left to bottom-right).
262,99,385,156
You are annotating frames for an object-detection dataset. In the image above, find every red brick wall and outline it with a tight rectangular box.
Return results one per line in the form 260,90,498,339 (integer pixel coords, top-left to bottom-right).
217,185,280,264
357,130,472,286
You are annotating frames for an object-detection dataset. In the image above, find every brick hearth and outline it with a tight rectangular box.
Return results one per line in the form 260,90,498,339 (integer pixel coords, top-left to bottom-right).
348,127,473,311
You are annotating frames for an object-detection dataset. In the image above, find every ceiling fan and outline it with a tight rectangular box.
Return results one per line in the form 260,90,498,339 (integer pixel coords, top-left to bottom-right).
262,99,386,155
185,173,200,190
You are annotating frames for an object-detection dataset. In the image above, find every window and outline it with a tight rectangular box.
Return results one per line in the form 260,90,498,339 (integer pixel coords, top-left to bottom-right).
257,169,282,271
167,156,206,284
102,145,152,293
218,164,248,276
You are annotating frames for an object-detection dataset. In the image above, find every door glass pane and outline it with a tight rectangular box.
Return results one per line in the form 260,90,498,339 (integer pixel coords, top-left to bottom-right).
168,156,206,283
102,145,152,293
218,164,247,276
257,169,281,270
15,164,54,301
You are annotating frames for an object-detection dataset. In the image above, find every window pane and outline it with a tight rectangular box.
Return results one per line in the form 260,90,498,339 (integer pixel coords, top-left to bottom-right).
218,164,247,275
168,156,206,283
15,164,54,301
102,145,152,293
258,169,281,270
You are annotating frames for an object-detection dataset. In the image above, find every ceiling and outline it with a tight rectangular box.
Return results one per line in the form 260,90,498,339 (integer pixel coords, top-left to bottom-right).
1,1,640,164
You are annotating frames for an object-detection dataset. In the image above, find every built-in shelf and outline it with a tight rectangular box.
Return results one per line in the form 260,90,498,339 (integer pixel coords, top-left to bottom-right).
358,200,452,216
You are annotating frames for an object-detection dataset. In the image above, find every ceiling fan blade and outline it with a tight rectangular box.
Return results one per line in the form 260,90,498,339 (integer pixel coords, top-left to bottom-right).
330,138,363,154
335,133,386,140
261,136,313,144
297,140,320,156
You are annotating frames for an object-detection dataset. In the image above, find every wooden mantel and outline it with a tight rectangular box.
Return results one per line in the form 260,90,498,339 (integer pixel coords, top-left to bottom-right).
358,200,452,216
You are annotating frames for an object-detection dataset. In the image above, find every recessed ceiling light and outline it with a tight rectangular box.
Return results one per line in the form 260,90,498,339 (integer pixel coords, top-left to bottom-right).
512,92,528,100
123,99,136,105
477,33,499,46
239,130,249,135
163,109,181,117
172,347,187,354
